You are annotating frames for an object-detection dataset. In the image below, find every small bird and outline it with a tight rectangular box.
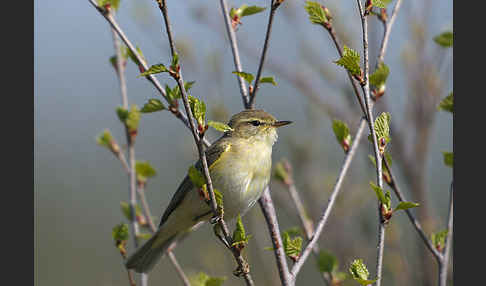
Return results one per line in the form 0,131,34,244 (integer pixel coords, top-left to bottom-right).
126,109,292,273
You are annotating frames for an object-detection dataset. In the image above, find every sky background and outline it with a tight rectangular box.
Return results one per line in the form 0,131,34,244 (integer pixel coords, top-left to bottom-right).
35,0,452,285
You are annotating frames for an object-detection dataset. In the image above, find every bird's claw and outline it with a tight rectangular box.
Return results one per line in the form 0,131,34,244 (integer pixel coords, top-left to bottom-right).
233,261,250,277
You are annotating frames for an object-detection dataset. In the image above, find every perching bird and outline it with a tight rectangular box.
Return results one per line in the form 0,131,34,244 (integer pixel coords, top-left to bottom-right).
126,109,292,273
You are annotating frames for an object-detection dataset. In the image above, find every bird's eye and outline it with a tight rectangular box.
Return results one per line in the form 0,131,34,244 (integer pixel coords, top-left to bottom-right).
250,120,261,126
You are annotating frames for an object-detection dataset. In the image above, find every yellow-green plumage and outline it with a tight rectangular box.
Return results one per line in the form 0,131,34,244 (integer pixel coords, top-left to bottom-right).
126,110,291,273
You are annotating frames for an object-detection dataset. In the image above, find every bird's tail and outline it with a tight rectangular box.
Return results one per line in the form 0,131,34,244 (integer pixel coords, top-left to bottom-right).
125,228,178,273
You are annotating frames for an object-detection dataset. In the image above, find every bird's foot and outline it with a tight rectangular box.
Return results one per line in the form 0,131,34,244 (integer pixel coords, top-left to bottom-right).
233,261,250,277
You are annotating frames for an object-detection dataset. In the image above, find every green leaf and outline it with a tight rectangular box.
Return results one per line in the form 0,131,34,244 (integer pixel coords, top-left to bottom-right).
136,161,157,183
334,45,361,77
232,214,252,247
260,76,277,86
171,52,179,70
304,1,330,25
434,31,453,47
190,272,226,286
438,92,453,113
109,55,117,69
112,223,129,242
188,166,206,188
395,201,420,212
442,152,453,168
372,0,393,8
124,45,145,66
240,5,266,17
207,120,233,133
431,229,448,250
96,129,114,148
188,95,206,127
120,202,143,221
374,112,391,144
232,71,254,84
369,62,390,88
98,0,120,11
139,64,169,77
116,107,129,123
141,98,166,113
126,105,141,132
282,230,303,260
273,160,290,184
370,182,390,211
214,188,224,212
332,119,352,151
317,250,338,273
349,259,376,285
137,233,152,240
368,151,392,169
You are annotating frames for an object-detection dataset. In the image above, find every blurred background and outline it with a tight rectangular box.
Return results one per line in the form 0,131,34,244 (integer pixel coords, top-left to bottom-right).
34,0,452,285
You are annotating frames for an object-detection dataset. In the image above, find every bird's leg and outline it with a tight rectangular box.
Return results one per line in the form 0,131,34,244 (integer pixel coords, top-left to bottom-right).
233,259,250,277
212,223,231,248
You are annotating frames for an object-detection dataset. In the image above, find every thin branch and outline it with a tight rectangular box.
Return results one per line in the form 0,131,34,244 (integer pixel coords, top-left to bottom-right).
291,118,367,278
156,1,254,285
219,0,250,106
383,159,443,260
439,182,453,286
377,0,403,64
259,188,293,286
248,0,281,108
168,251,192,286
111,27,128,109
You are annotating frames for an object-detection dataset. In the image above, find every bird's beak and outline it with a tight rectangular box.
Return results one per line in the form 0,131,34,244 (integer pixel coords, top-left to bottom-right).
272,120,293,128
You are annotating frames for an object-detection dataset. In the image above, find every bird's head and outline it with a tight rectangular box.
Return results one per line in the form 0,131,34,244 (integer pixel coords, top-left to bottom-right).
227,109,292,145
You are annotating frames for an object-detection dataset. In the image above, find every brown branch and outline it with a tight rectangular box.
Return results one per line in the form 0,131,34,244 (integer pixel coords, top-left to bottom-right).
439,182,453,286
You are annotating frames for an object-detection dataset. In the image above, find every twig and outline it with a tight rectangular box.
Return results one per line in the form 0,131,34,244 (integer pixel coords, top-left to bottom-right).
219,0,250,106
156,1,254,285
439,182,453,286
377,0,403,63
291,118,367,278
259,188,293,286
248,0,281,108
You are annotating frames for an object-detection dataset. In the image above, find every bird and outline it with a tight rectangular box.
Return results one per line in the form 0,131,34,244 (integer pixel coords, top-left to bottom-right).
126,109,292,273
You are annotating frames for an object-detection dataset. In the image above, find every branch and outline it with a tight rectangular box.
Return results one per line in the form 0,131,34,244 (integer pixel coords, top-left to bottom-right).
156,1,254,285
88,0,210,147
259,188,293,286
439,182,453,286
291,118,367,278
377,0,403,63
248,0,282,108
219,0,250,106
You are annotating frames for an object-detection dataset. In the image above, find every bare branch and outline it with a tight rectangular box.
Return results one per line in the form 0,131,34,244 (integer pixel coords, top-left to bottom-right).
219,0,250,106
439,182,453,286
291,118,367,278
377,0,403,63
248,0,282,108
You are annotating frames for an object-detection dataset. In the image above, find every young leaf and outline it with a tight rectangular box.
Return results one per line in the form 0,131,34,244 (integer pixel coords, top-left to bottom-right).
135,161,157,183
304,1,330,25
139,64,169,77
317,250,338,273
207,120,233,133
109,55,118,70
141,98,166,113
214,188,224,214
232,71,254,84
188,166,206,188
260,76,277,86
120,201,143,221
434,31,453,47
372,0,392,8
431,229,449,251
98,0,120,11
232,214,252,248
112,223,129,242
116,107,129,123
374,112,391,144
96,129,114,148
273,159,292,185
349,259,377,285
188,95,206,127
240,5,266,17
334,46,361,77
171,52,179,69
370,182,390,211
125,105,141,132
137,233,152,240
442,152,453,168
282,230,303,261
124,45,145,66
438,92,453,113
190,272,226,286
332,119,352,152
369,62,390,88
394,201,420,212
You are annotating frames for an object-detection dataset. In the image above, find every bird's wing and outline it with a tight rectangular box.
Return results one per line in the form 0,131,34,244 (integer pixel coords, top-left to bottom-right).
159,136,231,227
